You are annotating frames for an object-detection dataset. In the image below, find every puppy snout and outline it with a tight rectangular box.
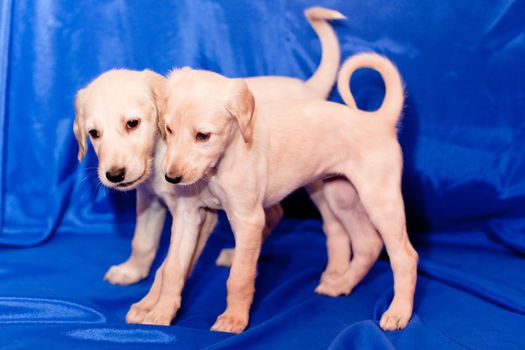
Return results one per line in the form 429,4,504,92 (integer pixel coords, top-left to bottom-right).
106,167,126,183
165,174,182,184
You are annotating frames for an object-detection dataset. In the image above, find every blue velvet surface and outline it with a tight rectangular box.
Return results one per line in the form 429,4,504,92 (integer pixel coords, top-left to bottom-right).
1,0,524,348
1,220,525,349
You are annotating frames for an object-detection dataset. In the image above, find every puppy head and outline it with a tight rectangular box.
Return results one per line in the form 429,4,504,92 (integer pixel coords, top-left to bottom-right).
73,69,166,190
162,68,255,185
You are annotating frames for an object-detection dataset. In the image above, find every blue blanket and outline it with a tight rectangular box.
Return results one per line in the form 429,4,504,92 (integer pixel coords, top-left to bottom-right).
1,0,524,348
1,220,525,349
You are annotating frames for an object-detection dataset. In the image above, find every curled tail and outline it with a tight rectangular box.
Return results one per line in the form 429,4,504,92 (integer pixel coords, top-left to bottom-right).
304,7,346,98
337,53,405,125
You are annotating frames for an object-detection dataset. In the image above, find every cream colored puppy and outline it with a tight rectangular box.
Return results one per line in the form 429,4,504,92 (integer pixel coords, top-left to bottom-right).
73,7,349,285
158,53,418,333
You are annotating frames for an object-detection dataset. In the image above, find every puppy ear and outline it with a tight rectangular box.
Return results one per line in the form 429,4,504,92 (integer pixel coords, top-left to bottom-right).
226,79,255,144
73,89,87,162
142,69,167,139
157,111,167,140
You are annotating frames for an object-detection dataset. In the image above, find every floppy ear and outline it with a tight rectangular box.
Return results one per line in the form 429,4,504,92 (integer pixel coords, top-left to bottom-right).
73,89,87,162
226,79,255,144
142,69,167,139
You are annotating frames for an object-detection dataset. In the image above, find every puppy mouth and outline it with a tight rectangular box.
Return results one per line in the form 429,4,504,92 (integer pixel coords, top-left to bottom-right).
178,171,209,186
114,171,147,190
177,178,199,186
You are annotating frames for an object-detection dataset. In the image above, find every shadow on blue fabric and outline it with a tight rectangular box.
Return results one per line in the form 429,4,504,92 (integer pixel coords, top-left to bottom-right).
1,0,524,349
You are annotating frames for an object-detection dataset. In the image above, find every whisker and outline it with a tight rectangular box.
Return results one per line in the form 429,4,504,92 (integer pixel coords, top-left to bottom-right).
79,169,99,185
94,179,108,201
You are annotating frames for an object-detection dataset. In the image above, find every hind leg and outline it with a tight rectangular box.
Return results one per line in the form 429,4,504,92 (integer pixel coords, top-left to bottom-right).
345,158,418,331
188,210,218,275
315,179,383,296
306,180,351,283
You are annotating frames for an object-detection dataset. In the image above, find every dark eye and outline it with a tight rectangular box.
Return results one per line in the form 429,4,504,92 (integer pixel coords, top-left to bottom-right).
88,129,100,139
166,126,173,135
195,132,210,142
126,119,140,129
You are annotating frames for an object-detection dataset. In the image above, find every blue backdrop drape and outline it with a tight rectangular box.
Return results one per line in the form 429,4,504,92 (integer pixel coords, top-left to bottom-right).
1,0,524,349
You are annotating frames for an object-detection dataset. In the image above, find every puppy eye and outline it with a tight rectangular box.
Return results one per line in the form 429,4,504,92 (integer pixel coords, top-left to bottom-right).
195,132,211,142
166,126,173,135
88,129,100,139
126,119,140,129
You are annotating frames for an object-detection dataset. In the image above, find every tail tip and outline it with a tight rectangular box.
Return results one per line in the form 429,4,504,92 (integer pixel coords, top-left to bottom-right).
332,12,347,20
305,7,347,21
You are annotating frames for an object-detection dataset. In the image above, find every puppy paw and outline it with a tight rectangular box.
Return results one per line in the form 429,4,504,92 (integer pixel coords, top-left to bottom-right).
125,303,149,324
215,248,235,267
211,311,248,334
379,303,412,331
320,268,347,284
315,272,353,297
141,306,176,326
140,298,180,326
104,262,148,285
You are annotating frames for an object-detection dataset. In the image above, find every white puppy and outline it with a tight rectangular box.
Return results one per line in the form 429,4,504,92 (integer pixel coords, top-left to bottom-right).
73,7,349,286
156,53,418,333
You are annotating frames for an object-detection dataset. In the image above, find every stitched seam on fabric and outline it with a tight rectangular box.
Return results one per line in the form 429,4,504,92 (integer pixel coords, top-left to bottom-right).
0,0,13,234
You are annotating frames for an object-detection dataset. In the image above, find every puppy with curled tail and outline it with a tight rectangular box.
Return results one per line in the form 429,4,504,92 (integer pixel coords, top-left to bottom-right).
158,52,417,333
125,9,364,327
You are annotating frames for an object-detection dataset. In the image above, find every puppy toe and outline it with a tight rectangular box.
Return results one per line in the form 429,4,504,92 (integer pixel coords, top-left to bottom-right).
215,248,235,267
104,263,147,285
315,283,337,297
320,268,347,284
379,305,411,331
314,275,352,297
211,312,248,334
142,310,172,326
126,304,147,324
140,300,180,326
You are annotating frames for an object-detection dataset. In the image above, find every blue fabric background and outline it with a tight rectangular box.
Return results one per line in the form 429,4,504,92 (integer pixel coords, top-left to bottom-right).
1,0,524,348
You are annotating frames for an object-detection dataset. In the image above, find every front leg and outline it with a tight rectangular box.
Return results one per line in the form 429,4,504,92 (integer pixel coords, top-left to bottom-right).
104,187,167,285
126,260,165,324
142,197,206,325
128,209,218,324
211,207,265,334
215,203,283,267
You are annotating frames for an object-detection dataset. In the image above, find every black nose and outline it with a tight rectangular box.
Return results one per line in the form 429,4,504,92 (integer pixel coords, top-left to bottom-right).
106,168,126,183
165,175,182,184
